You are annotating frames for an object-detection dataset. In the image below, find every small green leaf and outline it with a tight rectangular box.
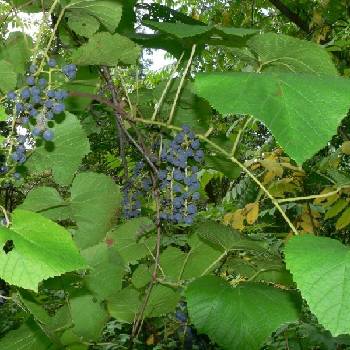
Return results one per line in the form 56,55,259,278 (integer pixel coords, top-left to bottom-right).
72,32,141,66
131,264,152,289
0,210,86,291
70,172,120,249
106,217,156,263
107,287,141,323
145,285,181,317
26,112,90,186
68,0,123,32
285,235,350,336
69,294,109,341
18,187,71,221
67,13,100,38
0,32,33,74
0,60,17,93
82,242,125,299
186,276,300,350
194,72,350,164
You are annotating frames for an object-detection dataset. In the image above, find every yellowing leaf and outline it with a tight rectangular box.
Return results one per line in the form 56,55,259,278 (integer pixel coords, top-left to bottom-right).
245,202,259,225
336,207,350,230
325,199,348,219
226,209,245,230
341,141,350,155
314,187,334,204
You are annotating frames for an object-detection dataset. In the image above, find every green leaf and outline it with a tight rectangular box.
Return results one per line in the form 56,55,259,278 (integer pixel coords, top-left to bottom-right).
325,199,348,219
186,276,300,350
106,217,156,263
0,210,86,291
26,112,90,186
247,33,338,75
82,242,125,299
0,319,53,350
107,287,141,323
205,155,241,179
145,285,181,317
285,235,350,336
70,172,120,249
131,264,152,289
0,32,33,74
68,0,123,32
194,72,350,164
67,13,100,38
18,187,71,221
69,293,109,341
196,221,266,252
72,32,141,66
0,60,17,93
159,246,186,281
0,105,8,121
144,20,210,39
181,234,223,279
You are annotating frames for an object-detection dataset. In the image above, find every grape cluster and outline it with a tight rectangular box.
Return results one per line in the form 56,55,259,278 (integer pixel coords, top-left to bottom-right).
122,161,152,219
6,58,76,141
158,125,203,225
1,58,77,182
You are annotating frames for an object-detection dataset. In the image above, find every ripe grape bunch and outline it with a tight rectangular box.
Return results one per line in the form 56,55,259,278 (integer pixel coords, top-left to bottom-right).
158,125,203,225
122,161,152,219
1,58,77,181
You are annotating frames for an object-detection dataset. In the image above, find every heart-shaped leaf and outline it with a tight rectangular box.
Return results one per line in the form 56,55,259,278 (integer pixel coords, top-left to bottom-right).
0,210,86,291
186,276,300,350
194,72,350,164
285,235,350,336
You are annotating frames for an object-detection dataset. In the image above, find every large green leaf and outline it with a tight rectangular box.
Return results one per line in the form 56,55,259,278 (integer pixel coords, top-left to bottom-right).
72,32,141,66
68,0,123,32
70,172,120,249
0,210,86,291
0,319,53,350
186,276,300,350
194,72,350,164
26,112,90,186
285,235,350,336
0,60,17,93
18,187,71,221
247,33,338,75
82,242,125,299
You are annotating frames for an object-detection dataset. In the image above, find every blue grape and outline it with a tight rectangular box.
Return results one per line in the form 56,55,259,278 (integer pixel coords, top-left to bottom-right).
0,166,8,174
21,88,30,100
7,91,16,100
47,90,55,98
13,172,21,180
44,100,53,109
29,108,38,117
52,103,65,114
43,129,54,141
15,103,24,113
158,170,167,180
46,111,54,120
32,127,41,137
38,78,47,87
187,204,197,215
26,76,35,86
29,63,37,74
192,192,200,200
22,116,29,124
173,169,184,181
48,58,57,68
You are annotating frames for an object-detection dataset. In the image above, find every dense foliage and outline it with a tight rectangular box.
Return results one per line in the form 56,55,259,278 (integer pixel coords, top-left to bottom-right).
1,0,350,349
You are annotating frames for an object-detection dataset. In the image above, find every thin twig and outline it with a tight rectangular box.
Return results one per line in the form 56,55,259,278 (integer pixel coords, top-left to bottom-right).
152,52,184,121
276,188,343,203
231,116,253,156
167,45,196,125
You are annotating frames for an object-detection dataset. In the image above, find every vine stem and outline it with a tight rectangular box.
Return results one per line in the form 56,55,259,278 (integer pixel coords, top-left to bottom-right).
276,187,345,203
152,52,185,121
167,45,196,125
0,205,10,227
201,251,227,276
231,116,253,156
